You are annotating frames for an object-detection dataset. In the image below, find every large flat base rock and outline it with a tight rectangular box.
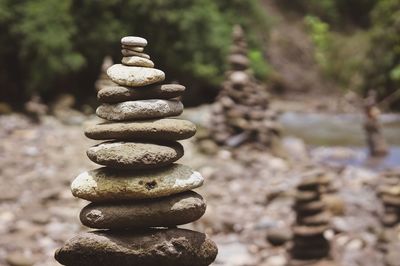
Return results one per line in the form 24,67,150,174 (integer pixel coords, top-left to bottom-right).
55,228,218,266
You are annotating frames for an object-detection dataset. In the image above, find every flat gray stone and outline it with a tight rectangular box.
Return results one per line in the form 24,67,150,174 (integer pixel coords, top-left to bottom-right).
96,99,183,121
87,141,184,169
71,164,204,202
121,36,147,47
84,119,196,141
97,84,185,103
55,228,218,266
107,64,165,87
121,56,154,67
121,49,150,59
121,45,144,52
80,191,206,229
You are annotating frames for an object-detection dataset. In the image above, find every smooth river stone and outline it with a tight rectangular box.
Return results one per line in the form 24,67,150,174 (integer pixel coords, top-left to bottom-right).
107,64,165,87
121,49,150,59
87,141,184,169
84,119,196,141
80,191,206,229
96,99,183,121
55,228,218,266
97,84,185,103
121,36,147,47
121,45,144,52
71,164,204,202
121,56,154,67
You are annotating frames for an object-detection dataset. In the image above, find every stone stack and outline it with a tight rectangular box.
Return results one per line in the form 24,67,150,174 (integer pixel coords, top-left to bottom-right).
55,36,218,266
209,25,282,151
363,89,388,157
291,177,331,261
95,56,115,92
378,171,400,227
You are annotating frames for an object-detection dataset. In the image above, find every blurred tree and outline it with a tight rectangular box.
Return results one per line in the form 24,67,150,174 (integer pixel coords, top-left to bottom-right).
364,0,400,109
0,0,270,107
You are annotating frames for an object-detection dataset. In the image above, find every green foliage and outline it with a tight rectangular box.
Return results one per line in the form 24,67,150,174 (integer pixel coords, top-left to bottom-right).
11,0,84,94
276,0,378,26
249,50,272,81
304,15,331,71
0,0,270,105
364,0,400,106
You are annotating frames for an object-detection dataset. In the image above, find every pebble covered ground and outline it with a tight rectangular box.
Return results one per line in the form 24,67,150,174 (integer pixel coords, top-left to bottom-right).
1,112,399,266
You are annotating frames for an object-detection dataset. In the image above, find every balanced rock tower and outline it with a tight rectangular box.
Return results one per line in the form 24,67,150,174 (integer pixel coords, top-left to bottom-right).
378,171,400,227
291,177,331,261
209,25,282,151
55,36,218,266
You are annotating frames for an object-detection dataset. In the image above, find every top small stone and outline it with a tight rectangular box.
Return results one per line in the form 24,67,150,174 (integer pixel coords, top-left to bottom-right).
121,36,147,47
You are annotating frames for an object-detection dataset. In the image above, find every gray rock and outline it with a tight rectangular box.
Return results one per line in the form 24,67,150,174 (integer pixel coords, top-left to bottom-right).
55,228,218,266
96,99,183,121
84,119,196,141
107,64,165,87
121,56,154,67
80,191,206,229
121,36,147,47
266,228,292,246
71,164,204,201
121,45,144,52
87,141,184,169
121,49,150,59
97,84,185,103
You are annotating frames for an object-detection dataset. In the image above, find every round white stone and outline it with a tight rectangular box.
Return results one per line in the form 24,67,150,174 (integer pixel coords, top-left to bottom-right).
107,64,165,87
121,36,147,47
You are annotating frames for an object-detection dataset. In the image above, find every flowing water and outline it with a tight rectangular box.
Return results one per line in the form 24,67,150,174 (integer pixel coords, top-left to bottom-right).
280,112,400,169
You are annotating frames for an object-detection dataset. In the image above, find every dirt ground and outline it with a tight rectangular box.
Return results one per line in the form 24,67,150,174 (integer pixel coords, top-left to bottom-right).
0,112,399,266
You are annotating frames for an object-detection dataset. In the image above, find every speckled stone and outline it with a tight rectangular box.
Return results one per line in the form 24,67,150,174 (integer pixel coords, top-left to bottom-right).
71,164,204,202
86,141,184,169
55,228,218,266
80,191,206,229
96,99,183,121
85,119,196,141
97,84,185,103
107,64,165,87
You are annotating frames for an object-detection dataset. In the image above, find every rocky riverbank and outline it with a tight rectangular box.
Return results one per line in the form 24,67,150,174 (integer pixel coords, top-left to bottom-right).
0,112,399,265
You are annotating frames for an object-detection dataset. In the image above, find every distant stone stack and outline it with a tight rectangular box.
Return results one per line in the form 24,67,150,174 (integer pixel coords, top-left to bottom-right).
378,171,400,227
55,36,218,266
291,177,331,261
95,56,115,92
209,25,282,151
363,89,388,157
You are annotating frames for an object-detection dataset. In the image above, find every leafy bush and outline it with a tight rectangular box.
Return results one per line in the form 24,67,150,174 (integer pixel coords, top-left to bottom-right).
0,0,270,106
363,0,400,108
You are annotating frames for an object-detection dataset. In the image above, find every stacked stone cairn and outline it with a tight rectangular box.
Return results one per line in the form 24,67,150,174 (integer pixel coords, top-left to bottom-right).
209,25,282,151
291,176,331,261
363,89,388,157
95,55,115,92
378,171,400,227
55,36,218,266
